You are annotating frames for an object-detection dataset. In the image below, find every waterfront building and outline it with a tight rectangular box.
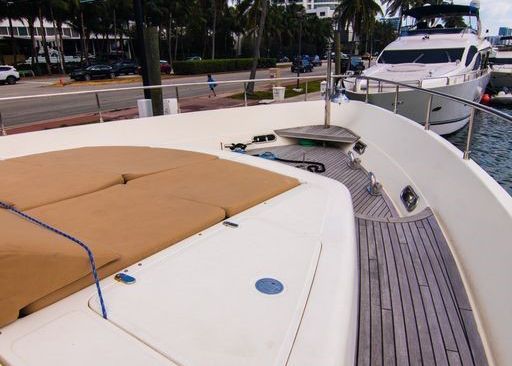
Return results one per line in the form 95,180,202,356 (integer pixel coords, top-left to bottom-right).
499,27,512,37
273,0,340,18
0,18,128,64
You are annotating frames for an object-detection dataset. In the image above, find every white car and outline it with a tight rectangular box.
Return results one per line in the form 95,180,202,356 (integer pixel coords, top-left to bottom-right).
0,65,20,85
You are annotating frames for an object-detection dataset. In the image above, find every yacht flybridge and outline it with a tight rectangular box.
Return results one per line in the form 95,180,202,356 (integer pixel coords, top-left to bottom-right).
0,74,512,366
490,36,512,89
346,4,491,135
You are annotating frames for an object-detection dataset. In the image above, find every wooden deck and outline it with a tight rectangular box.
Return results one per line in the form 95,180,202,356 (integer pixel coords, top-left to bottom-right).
250,144,487,365
274,125,360,144
250,145,397,219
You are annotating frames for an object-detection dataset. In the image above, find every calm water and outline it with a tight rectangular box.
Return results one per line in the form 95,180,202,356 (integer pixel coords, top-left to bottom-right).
446,105,512,196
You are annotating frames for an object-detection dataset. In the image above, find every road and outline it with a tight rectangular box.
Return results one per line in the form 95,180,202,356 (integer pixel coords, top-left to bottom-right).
0,65,328,127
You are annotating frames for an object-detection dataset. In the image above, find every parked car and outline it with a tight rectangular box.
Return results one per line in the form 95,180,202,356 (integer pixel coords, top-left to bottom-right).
291,58,314,73
185,56,202,61
312,55,322,67
279,56,290,63
160,60,172,74
111,60,138,75
0,65,20,85
70,65,116,81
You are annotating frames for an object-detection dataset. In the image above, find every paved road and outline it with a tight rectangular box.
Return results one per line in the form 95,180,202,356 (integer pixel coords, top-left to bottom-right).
0,65,328,127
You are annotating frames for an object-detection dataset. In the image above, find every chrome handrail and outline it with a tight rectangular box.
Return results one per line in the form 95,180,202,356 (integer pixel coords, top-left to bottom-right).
347,68,489,93
0,73,510,163
0,75,324,103
344,74,512,123
336,73,512,161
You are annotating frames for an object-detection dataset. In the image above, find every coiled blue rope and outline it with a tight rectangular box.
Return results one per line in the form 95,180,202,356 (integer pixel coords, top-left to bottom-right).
0,201,108,319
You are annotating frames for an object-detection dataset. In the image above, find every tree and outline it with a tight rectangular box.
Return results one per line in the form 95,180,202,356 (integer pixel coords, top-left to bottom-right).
335,0,382,55
381,0,444,17
0,0,22,64
33,1,52,74
240,0,269,93
16,1,38,67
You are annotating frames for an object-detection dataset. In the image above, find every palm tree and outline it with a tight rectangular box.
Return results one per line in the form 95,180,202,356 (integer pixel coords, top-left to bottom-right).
335,0,382,55
16,1,38,67
239,0,269,93
33,0,53,74
0,0,19,64
49,0,70,73
381,0,429,16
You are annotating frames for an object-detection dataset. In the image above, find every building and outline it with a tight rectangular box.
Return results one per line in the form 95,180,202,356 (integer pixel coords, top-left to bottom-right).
498,27,512,37
0,18,129,64
274,0,340,15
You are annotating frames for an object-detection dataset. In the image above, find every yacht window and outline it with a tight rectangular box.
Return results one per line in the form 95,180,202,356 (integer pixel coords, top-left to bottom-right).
378,48,465,64
473,53,481,71
465,46,478,67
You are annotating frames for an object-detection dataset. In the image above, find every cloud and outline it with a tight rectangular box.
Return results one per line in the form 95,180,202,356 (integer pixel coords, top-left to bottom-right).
453,0,512,35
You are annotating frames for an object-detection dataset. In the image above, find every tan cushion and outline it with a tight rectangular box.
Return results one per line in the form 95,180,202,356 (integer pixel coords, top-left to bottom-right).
23,185,226,314
0,160,124,210
129,159,300,217
0,209,120,327
12,146,218,181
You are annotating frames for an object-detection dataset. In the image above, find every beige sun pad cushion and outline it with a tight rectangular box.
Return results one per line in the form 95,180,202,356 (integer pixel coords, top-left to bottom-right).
0,209,120,327
11,146,218,181
22,184,226,314
0,160,124,210
128,159,300,217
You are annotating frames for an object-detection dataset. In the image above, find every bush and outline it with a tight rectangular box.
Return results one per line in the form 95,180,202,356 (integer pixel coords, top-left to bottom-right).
15,62,81,76
172,58,276,75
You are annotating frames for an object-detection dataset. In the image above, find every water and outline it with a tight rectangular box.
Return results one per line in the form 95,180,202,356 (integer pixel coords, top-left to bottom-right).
446,105,512,196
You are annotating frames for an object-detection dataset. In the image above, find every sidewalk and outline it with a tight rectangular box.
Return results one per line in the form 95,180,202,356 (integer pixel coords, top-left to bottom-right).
4,93,258,135
3,91,320,135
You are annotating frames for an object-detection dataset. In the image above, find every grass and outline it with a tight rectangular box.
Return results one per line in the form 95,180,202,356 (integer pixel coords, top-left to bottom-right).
230,80,322,100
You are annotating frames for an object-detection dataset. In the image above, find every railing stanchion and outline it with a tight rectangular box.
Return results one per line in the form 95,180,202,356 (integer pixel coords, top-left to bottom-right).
305,81,308,101
425,95,433,130
324,44,332,128
175,86,181,113
0,112,6,136
464,107,476,160
243,83,248,107
393,85,400,114
365,77,370,103
95,93,104,123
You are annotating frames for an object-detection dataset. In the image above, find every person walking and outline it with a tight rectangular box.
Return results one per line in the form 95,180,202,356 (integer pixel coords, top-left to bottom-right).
207,74,217,98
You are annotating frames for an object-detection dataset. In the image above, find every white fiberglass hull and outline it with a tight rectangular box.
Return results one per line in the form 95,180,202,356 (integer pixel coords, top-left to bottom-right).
346,72,490,135
492,94,512,105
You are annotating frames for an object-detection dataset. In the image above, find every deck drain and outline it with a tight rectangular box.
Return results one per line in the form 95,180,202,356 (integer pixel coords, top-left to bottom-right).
255,278,284,295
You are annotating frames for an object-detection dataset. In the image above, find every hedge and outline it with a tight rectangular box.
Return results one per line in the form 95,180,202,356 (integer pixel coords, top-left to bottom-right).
172,58,276,75
15,62,82,76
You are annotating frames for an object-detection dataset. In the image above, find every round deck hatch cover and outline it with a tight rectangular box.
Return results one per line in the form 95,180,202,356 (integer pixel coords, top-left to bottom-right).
255,278,284,295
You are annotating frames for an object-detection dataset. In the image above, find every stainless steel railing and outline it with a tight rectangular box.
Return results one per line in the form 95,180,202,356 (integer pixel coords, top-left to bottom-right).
344,68,489,93
334,73,512,160
0,74,324,133
0,73,511,163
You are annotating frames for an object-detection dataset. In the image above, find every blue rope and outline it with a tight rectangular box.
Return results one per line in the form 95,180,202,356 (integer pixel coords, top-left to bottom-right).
0,201,108,319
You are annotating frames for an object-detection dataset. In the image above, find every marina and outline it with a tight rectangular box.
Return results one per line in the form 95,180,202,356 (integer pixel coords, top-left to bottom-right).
448,105,512,195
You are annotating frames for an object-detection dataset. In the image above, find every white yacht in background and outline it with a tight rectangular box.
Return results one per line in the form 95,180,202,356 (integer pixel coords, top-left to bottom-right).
489,36,512,89
346,3,491,135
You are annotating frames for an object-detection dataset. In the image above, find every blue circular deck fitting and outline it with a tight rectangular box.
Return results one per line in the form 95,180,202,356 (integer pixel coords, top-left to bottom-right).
255,278,284,295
